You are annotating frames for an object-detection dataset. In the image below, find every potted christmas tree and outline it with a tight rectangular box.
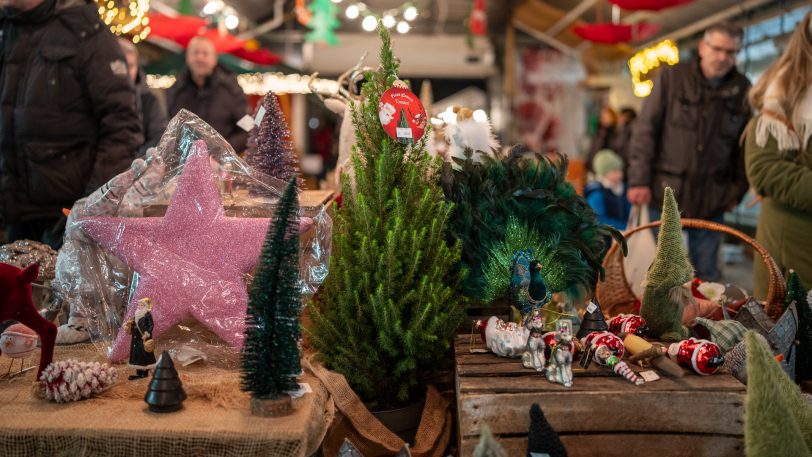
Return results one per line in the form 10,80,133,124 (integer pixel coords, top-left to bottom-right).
307,26,464,441
241,177,302,416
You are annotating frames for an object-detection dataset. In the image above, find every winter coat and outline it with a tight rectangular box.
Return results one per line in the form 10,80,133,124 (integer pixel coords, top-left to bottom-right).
0,0,143,223
166,66,248,152
745,116,812,301
627,59,751,219
584,181,630,231
135,70,167,156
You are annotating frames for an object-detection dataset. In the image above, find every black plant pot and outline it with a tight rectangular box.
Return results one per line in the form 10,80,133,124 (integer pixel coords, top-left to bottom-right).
371,397,426,444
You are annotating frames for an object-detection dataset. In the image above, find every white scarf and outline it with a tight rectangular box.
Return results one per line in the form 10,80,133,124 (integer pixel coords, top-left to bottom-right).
756,80,812,151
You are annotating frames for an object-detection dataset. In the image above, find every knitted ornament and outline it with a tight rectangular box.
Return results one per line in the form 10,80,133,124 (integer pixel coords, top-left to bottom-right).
39,359,118,403
640,187,692,341
745,331,812,457
592,149,623,177
527,403,568,457
723,337,748,384
0,323,38,358
695,317,747,353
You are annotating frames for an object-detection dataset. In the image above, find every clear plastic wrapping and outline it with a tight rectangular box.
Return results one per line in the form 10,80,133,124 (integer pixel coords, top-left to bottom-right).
52,110,331,366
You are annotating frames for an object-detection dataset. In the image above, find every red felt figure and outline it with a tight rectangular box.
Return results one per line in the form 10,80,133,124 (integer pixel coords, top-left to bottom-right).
0,263,56,378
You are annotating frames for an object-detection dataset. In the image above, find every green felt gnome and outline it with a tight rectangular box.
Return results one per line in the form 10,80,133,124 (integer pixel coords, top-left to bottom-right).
639,187,692,342
744,331,812,457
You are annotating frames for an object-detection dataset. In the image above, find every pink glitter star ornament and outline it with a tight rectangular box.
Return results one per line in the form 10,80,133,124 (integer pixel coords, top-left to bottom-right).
80,141,272,362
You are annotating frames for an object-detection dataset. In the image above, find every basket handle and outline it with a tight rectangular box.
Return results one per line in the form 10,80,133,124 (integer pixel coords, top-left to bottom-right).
605,218,786,319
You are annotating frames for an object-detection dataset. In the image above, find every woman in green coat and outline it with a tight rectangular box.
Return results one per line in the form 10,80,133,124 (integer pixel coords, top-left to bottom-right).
745,11,812,299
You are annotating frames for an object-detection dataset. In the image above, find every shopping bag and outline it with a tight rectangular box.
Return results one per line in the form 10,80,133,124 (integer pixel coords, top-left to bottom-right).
624,205,656,298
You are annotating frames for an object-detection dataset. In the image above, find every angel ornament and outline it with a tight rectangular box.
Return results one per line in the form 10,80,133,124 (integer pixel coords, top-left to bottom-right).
546,320,574,387
125,297,157,380
521,308,546,371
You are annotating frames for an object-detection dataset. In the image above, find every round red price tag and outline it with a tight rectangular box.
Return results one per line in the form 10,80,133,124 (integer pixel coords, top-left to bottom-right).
378,87,427,144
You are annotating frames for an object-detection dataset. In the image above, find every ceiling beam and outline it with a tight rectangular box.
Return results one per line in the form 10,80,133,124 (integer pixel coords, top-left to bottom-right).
639,0,774,48
513,19,579,57
546,0,599,37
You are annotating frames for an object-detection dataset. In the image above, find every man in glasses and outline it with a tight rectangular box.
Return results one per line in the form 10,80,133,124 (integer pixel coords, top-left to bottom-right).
627,22,751,282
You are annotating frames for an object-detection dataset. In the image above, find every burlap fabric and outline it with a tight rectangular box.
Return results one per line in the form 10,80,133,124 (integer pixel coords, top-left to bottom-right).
0,344,333,457
305,357,451,457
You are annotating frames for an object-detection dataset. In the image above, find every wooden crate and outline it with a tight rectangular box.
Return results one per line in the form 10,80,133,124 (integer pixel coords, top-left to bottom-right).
455,335,745,456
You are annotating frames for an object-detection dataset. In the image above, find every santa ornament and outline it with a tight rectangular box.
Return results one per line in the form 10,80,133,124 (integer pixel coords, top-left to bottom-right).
666,338,725,375
378,85,427,145
476,316,528,358
581,331,625,363
609,314,650,337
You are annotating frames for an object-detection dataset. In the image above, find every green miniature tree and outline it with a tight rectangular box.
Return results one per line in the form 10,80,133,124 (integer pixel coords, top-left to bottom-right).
308,25,464,409
241,177,301,399
304,0,340,46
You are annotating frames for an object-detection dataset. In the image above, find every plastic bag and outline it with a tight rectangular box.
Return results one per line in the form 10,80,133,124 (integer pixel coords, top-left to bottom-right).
52,110,332,366
624,205,656,298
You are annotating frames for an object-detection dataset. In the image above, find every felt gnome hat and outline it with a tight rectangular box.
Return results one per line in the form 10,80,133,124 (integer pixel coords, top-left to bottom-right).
646,187,693,288
527,403,568,457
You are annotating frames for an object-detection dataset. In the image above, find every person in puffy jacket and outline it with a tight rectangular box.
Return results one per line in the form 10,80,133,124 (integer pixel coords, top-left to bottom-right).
0,0,143,248
118,37,167,156
166,35,248,153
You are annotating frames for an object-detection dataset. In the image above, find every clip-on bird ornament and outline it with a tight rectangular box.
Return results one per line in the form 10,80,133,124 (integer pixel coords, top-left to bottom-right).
510,250,551,319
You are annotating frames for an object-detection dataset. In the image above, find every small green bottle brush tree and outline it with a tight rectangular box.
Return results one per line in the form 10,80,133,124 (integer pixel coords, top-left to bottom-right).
241,177,302,414
307,26,465,410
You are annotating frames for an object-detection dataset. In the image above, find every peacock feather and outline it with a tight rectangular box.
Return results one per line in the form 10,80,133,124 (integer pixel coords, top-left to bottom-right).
442,146,626,304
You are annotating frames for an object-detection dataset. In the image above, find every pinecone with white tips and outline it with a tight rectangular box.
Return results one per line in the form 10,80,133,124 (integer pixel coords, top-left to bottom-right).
39,359,118,403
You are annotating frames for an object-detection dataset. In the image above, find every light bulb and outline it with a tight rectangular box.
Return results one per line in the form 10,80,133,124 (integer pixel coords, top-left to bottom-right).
404,6,418,21
396,21,409,34
202,1,220,15
225,14,239,30
382,14,395,28
362,15,377,31
345,4,359,19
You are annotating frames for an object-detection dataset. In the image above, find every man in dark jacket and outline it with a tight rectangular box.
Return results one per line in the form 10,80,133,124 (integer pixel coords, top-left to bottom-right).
166,36,248,152
627,22,751,281
119,38,167,155
0,0,143,247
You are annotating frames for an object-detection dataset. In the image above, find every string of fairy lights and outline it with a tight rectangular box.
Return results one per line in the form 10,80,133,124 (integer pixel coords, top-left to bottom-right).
96,0,151,43
628,40,679,97
337,1,421,34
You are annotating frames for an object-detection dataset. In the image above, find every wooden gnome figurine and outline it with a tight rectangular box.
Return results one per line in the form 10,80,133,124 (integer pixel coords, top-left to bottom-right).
639,187,693,342
521,308,546,371
125,297,157,380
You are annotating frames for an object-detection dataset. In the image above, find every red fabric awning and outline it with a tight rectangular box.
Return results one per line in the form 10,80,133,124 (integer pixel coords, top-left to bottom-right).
573,22,659,44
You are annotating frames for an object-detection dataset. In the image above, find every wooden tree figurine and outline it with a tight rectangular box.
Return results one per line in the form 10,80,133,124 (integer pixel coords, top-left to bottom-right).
241,176,302,416
144,351,186,413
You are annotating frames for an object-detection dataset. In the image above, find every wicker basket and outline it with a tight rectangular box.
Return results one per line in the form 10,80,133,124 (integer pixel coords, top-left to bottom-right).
596,218,787,319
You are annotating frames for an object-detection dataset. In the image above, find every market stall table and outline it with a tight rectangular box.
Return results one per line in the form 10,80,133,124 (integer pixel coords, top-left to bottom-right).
0,345,333,457
455,334,746,456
